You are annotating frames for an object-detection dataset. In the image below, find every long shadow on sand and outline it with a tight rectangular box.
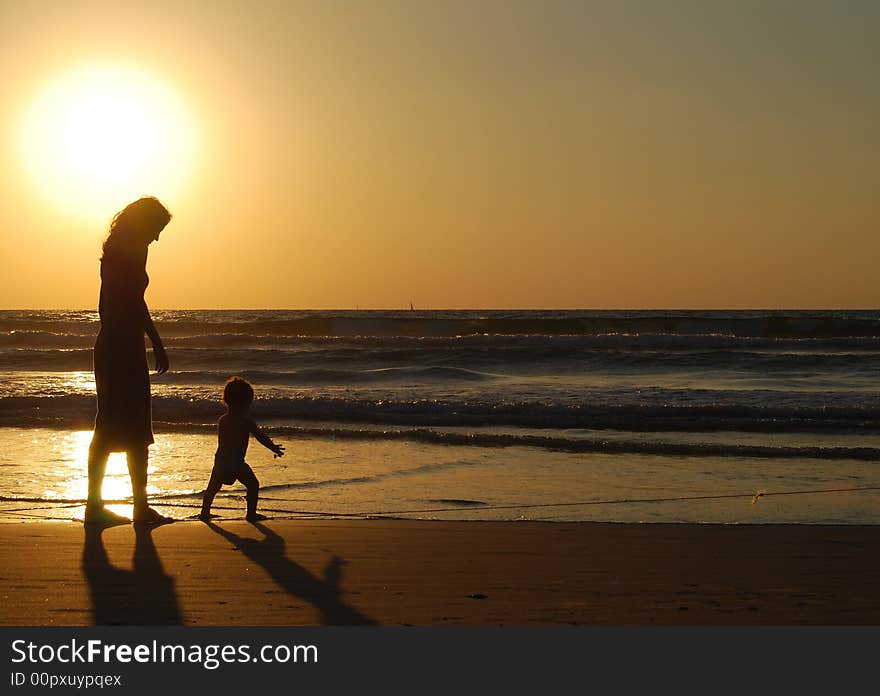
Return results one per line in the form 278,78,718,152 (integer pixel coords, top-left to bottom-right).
82,524,182,625
205,521,376,625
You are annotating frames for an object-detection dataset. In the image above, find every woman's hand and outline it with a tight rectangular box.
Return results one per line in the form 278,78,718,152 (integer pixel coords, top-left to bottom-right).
153,344,169,375
143,302,168,375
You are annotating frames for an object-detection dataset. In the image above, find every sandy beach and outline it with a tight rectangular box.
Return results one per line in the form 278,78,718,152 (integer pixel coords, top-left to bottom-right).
2,519,878,626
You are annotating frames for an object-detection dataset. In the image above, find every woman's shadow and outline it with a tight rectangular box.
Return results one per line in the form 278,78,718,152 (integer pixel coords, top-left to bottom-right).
205,521,376,625
82,524,182,625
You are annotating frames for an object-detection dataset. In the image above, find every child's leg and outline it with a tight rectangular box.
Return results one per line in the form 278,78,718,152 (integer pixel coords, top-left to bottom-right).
237,463,261,519
201,467,225,518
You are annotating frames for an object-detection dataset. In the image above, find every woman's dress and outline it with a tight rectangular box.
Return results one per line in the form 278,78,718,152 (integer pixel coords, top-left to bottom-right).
92,245,153,451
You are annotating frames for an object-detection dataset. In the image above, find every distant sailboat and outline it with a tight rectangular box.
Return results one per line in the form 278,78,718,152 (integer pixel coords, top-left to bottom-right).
410,301,415,311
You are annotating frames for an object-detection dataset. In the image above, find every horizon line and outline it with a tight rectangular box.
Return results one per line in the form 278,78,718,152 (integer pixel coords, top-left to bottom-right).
2,307,879,313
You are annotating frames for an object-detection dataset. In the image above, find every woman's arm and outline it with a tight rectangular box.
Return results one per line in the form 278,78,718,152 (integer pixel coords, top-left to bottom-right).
142,300,169,374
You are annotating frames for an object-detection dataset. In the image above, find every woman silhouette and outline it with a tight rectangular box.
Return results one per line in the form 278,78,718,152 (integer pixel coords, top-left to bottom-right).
85,197,172,525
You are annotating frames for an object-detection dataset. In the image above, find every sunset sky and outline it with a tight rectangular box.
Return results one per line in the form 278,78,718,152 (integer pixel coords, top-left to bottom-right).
1,1,877,309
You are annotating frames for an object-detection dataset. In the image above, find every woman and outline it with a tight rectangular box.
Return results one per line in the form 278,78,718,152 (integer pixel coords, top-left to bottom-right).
85,197,172,525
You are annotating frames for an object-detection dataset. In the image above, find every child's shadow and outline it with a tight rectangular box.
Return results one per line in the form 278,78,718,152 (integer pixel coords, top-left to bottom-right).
82,524,182,625
205,521,376,625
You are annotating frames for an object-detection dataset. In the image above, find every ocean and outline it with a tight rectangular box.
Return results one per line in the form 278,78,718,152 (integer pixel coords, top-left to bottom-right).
1,309,878,524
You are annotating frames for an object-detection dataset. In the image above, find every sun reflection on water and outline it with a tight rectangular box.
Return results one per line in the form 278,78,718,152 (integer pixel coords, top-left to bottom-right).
60,371,96,393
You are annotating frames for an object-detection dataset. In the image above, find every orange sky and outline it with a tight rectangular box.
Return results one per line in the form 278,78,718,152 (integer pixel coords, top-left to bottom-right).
1,1,877,309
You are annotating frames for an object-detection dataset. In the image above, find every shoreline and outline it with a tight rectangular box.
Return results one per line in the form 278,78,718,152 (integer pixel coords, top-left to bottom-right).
3,515,880,527
2,519,879,625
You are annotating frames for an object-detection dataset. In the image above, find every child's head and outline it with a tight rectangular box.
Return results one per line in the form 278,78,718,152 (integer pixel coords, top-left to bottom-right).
223,376,254,411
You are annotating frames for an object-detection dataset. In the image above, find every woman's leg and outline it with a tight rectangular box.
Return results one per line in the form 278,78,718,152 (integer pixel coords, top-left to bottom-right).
85,437,129,524
127,447,173,524
86,437,110,511
127,446,150,517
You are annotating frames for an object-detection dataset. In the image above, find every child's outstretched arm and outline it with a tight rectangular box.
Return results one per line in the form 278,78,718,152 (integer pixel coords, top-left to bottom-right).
248,419,285,458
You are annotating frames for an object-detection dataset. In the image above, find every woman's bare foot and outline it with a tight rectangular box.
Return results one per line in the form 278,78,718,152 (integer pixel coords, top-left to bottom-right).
83,505,131,527
132,506,175,526
198,512,221,521
246,512,268,522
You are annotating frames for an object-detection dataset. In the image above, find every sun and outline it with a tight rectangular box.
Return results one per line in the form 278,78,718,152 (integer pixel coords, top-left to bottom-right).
19,64,196,218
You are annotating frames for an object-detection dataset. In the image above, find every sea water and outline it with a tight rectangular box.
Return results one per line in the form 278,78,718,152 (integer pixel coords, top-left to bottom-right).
1,309,878,523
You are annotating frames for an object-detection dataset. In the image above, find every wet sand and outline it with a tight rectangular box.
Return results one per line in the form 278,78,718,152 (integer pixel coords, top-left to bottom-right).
2,519,879,625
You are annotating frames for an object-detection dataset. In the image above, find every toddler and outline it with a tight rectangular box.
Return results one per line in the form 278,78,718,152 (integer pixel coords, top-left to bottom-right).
200,376,284,521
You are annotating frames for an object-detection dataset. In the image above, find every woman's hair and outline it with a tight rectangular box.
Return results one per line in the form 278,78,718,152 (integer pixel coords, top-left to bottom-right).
223,376,255,407
102,197,171,258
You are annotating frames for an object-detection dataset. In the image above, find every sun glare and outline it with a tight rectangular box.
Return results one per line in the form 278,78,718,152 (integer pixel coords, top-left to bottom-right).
19,65,195,218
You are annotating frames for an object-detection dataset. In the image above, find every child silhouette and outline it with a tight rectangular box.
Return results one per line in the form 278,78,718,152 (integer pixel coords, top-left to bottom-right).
200,377,285,522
